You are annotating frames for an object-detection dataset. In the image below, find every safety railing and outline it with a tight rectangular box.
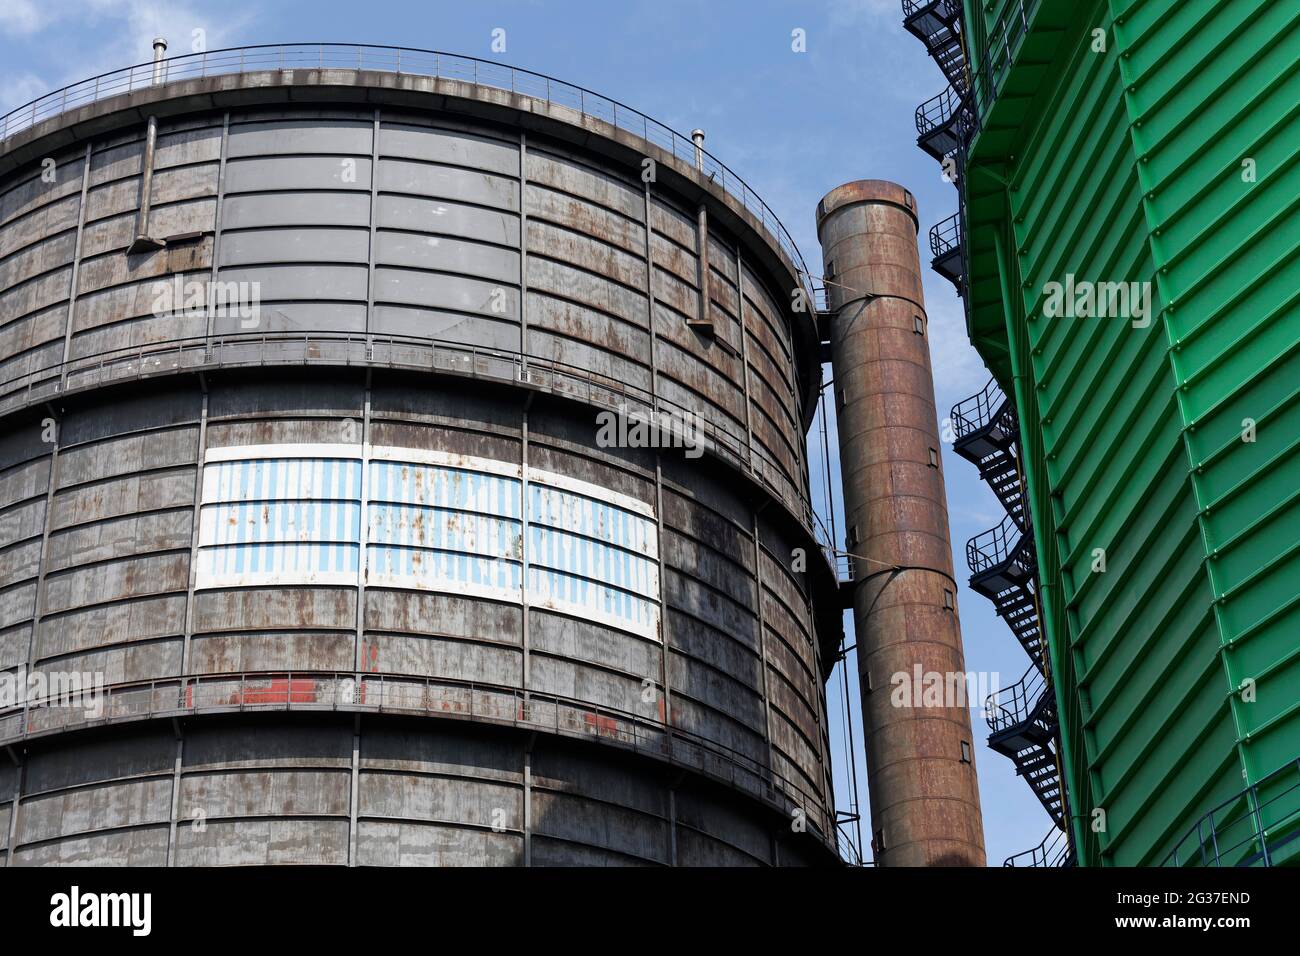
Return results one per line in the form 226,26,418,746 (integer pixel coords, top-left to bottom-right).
966,513,1025,575
836,819,869,866
1162,758,1300,867
1004,824,1072,867
0,668,846,859
811,282,830,314
929,210,962,261
901,0,963,26
985,662,1048,734
915,85,964,136
0,43,810,291
968,0,1042,134
950,375,1008,440
0,327,833,563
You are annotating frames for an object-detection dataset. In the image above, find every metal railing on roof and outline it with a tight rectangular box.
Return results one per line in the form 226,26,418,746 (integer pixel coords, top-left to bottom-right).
968,0,1042,133
0,43,812,293
0,667,853,862
901,0,963,26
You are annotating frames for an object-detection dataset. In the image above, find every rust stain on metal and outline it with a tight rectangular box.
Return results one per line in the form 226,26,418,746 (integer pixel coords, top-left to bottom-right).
817,179,986,867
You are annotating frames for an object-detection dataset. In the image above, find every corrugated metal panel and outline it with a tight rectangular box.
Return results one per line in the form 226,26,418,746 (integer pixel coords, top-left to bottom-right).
195,443,660,640
967,0,1300,865
1113,0,1300,863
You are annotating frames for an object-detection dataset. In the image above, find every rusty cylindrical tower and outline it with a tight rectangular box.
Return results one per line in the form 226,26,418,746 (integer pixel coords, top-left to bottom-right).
816,180,985,866
0,49,842,866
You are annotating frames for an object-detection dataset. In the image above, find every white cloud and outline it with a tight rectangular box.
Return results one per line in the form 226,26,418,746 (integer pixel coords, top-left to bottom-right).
0,0,46,37
0,0,258,116
78,0,258,70
1,71,50,115
826,0,905,30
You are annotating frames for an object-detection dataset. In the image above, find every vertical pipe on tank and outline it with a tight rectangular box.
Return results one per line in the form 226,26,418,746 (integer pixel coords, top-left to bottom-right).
815,180,985,866
129,38,168,253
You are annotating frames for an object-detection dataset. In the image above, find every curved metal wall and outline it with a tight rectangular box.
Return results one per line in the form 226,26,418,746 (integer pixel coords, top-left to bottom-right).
0,83,837,865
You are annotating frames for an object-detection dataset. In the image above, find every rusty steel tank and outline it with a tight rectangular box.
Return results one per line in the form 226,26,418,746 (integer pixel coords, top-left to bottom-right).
815,179,985,866
0,45,845,866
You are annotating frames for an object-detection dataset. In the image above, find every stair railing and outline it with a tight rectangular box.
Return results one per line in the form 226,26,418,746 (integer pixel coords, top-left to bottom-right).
985,663,1049,734
950,375,1007,439
915,85,963,135
929,210,962,261
1004,824,1072,867
966,513,1024,574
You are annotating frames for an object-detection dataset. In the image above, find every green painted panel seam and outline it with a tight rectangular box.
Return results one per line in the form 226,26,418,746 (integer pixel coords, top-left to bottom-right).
1024,211,1149,406
1177,285,1300,389
1053,392,1177,575
1081,558,1213,718
1226,591,1300,649
1215,534,1300,606
1241,698,1300,745
1129,13,1300,158
1014,100,1129,276
1235,640,1300,704
1009,25,1118,202
994,224,1092,860
1112,1,1255,794
1141,73,1300,203
1045,328,1167,461
1158,194,1300,323
1152,142,1300,277
1026,194,1150,396
1128,746,1243,866
1123,6,1269,131
1088,657,1224,808
1063,437,1189,616
1190,361,1300,468
1206,471,1300,560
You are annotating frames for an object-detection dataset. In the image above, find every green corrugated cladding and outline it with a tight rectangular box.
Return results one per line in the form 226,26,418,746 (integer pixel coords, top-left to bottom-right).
962,0,1300,866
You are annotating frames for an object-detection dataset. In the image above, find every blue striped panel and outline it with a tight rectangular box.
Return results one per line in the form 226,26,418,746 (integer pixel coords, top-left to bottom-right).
197,452,659,636
527,525,656,599
528,483,654,555
369,544,523,592
368,460,521,518
527,566,658,635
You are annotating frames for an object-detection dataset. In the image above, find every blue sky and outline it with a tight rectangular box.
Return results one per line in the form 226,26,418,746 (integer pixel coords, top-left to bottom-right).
0,0,1046,864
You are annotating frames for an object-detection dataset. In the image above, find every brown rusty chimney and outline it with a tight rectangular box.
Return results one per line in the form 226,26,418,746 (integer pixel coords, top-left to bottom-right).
816,180,985,866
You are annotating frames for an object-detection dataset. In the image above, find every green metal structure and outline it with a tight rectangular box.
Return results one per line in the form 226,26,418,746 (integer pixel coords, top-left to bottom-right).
955,0,1300,866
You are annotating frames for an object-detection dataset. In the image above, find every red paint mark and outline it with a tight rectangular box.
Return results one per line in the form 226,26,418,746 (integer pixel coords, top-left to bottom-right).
583,712,619,736
235,677,318,705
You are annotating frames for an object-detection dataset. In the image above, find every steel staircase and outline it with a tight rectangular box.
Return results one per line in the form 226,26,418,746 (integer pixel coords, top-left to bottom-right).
916,86,965,161
902,0,968,93
986,664,1063,825
903,0,969,299
953,376,1070,855
951,378,1023,525
928,211,964,294
905,1,1073,863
